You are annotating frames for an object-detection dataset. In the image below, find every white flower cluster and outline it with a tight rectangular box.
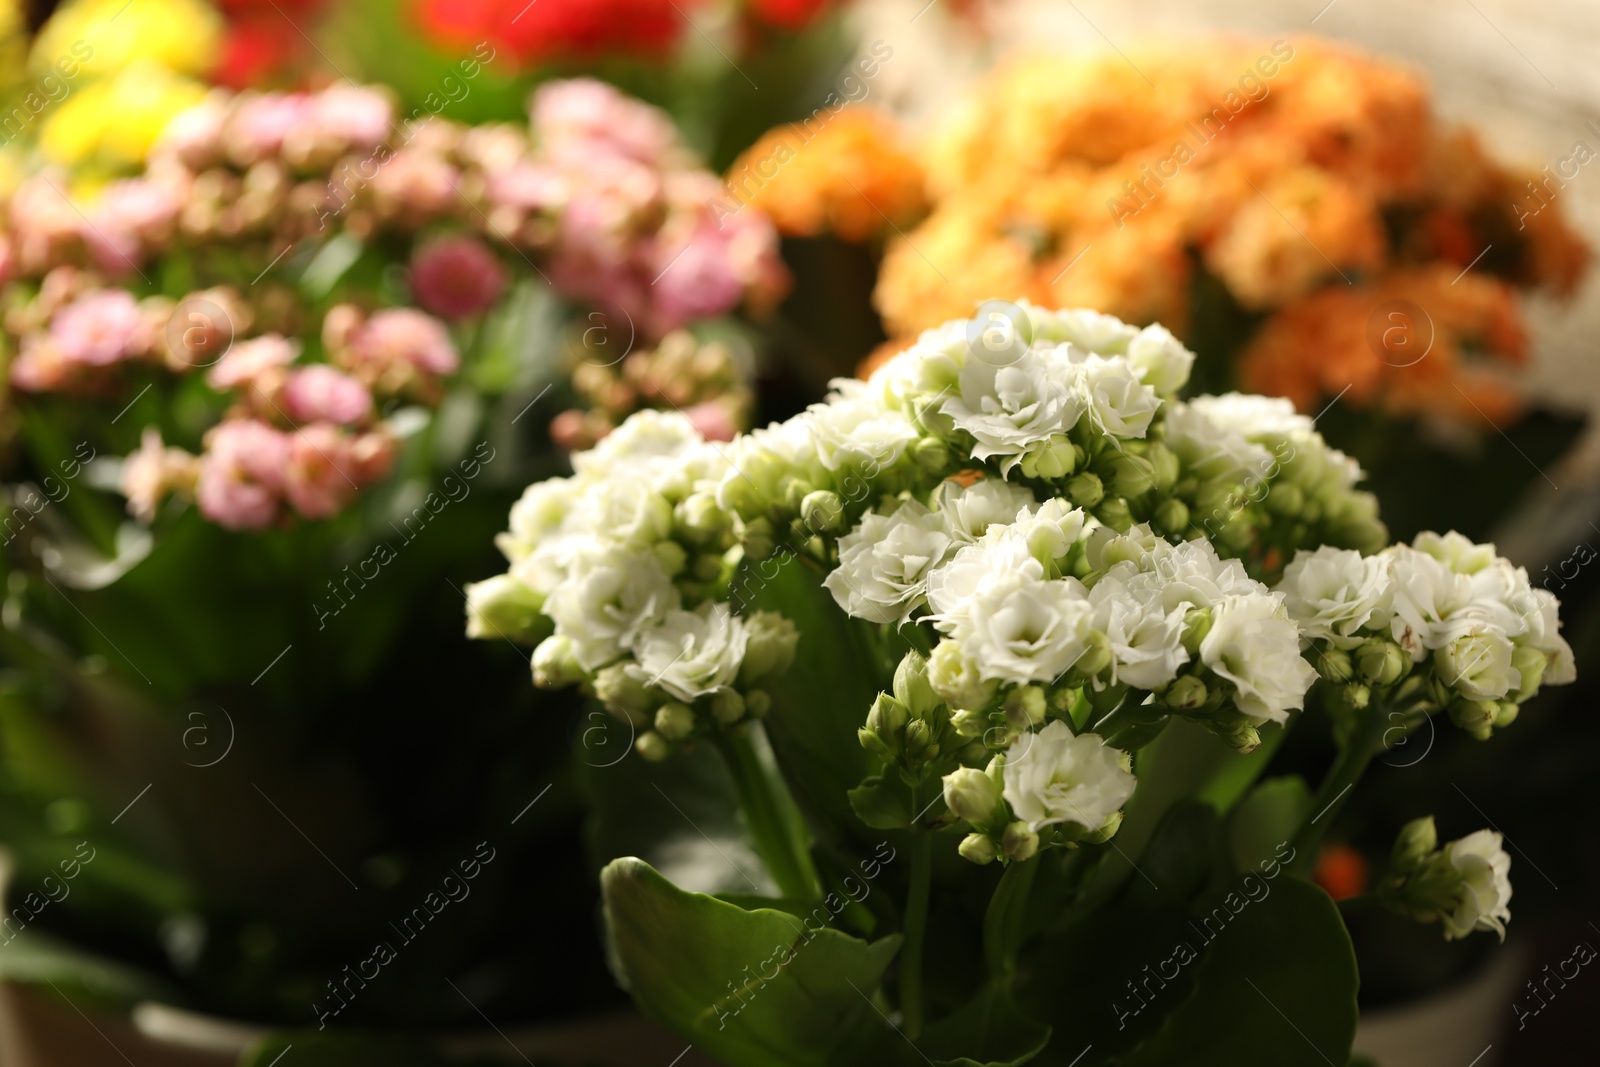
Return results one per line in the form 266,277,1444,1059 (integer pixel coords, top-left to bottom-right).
465,411,798,758
1383,816,1514,942
831,486,1316,749
1276,531,1574,737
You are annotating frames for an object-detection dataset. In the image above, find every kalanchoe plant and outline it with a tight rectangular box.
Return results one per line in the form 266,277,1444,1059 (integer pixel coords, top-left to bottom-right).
0,77,784,1035
471,301,1573,1066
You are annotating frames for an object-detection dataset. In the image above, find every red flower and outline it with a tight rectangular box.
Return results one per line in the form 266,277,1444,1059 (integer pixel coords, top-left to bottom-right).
1313,843,1370,902
413,0,697,65
748,0,838,30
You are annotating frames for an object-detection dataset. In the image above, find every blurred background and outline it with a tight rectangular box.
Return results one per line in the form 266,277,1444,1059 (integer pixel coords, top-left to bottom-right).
0,0,1595,1063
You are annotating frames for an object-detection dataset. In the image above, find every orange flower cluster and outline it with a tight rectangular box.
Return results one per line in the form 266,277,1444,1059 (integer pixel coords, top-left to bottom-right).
725,108,926,244
859,40,1586,425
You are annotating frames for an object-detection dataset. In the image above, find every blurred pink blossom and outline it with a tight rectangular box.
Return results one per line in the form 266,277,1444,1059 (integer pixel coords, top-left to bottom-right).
50,290,142,366
228,93,313,166
354,308,459,376
312,85,394,150
284,423,358,519
411,235,508,320
196,419,291,530
282,364,374,425
532,79,677,167
208,334,297,390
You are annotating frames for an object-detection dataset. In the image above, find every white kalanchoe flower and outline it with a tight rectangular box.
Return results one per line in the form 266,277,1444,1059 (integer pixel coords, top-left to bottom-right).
567,474,675,548
1089,577,1189,690
543,545,680,671
1002,721,1135,834
926,639,999,711
926,525,1044,624
1124,323,1195,396
1199,594,1318,723
941,344,1085,473
1188,392,1313,440
629,601,749,702
1012,499,1089,568
573,409,705,489
953,573,1097,685
942,765,1003,825
932,477,1037,543
824,500,954,624
1521,587,1577,686
808,379,920,473
1414,530,1498,576
1162,400,1275,485
1027,305,1140,354
1441,830,1513,941
1436,630,1518,702
1123,537,1261,614
1278,546,1394,649
497,477,581,565
1079,354,1161,439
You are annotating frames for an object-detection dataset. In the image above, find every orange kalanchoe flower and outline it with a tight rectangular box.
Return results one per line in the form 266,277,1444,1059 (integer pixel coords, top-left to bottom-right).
725,108,927,244
855,39,1585,426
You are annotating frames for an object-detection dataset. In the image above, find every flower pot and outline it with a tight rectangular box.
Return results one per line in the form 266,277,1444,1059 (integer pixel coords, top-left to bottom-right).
1351,943,1528,1067
0,981,714,1067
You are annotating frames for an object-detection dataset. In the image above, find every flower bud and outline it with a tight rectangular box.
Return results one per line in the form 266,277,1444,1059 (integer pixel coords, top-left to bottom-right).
1510,644,1545,701
1316,648,1354,684
1002,821,1039,862
959,833,998,865
531,636,584,689
1180,609,1213,655
741,517,776,562
676,493,728,543
1145,442,1180,492
801,490,845,534
912,435,951,472
1356,639,1407,687
653,541,688,577
654,701,697,741
740,611,799,684
894,651,943,720
1081,810,1124,844
1003,686,1046,729
1069,633,1113,682
1265,482,1304,517
1164,675,1207,710
928,640,998,711
744,690,772,718
950,707,990,739
464,574,545,642
866,692,909,739
1022,435,1077,480
711,689,746,725
1095,497,1133,533
903,719,940,762
1449,699,1498,740
593,663,660,724
942,766,1002,826
1107,454,1156,498
1493,702,1519,729
1390,816,1438,874
1065,472,1104,508
1153,498,1189,535
634,731,671,762
1343,683,1371,710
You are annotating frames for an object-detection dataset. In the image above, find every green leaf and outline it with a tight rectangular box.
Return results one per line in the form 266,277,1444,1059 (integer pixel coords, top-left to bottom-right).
1119,877,1358,1067
922,982,1051,1067
848,774,916,831
601,857,903,1067
1227,776,1312,874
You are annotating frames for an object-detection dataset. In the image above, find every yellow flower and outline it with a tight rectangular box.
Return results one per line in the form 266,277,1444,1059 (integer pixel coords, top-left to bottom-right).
40,61,207,168
31,0,221,81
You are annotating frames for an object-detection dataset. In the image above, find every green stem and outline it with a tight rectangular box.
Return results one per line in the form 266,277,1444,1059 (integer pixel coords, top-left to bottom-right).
982,856,1040,984
1288,705,1388,878
900,827,933,1039
712,728,820,902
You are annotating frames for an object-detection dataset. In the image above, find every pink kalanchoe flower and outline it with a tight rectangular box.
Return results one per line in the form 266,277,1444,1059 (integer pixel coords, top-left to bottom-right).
0,234,13,287
283,423,358,519
9,337,68,392
355,308,460,376
207,334,297,390
155,92,230,169
647,225,746,333
227,93,314,166
196,419,291,530
486,161,566,212
282,364,374,425
311,85,394,151
50,290,142,367
683,399,739,442
532,79,678,167
410,235,508,320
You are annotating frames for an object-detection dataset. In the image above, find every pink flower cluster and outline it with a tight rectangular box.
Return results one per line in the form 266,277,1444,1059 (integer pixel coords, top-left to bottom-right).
126,418,397,531
322,305,461,401
6,280,251,393
484,79,789,336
